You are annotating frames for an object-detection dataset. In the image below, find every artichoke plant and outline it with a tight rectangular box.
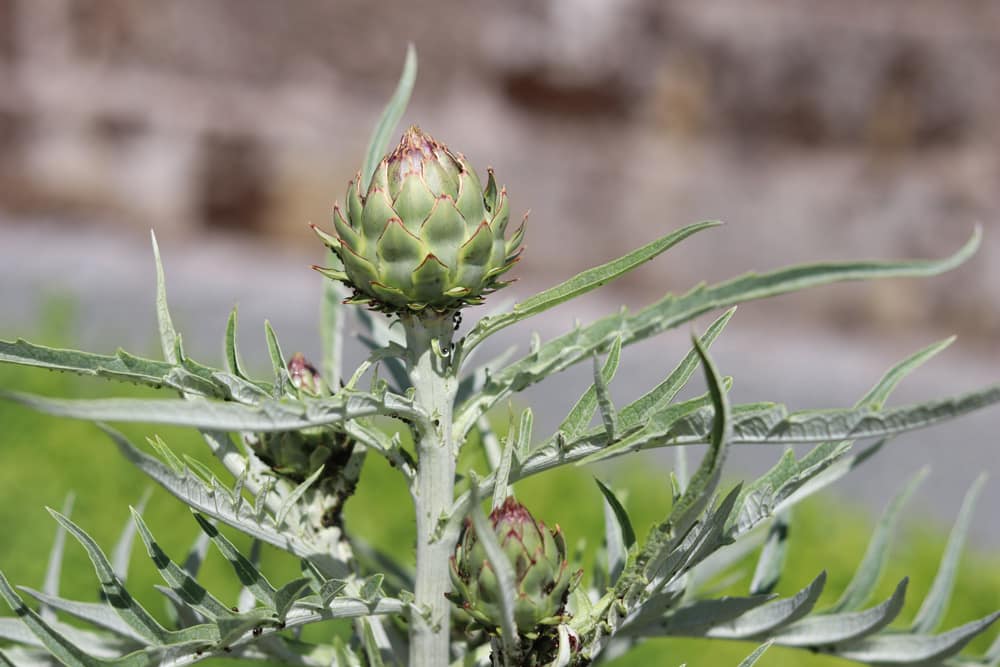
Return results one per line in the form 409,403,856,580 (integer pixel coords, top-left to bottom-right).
448,497,576,638
313,125,524,314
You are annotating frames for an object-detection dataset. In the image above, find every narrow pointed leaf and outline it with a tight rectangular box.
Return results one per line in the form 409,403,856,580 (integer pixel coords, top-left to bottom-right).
829,468,928,613
910,474,987,634
321,280,348,389
459,229,980,427
559,336,622,441
112,490,151,583
17,587,148,643
770,578,908,646
750,510,791,595
193,514,277,608
48,510,171,644
596,479,634,583
275,464,325,529
470,486,518,661
707,572,826,639
274,579,312,621
225,307,249,380
361,44,417,188
264,321,287,397
130,509,233,620
738,641,774,667
837,611,1000,664
464,220,722,349
0,572,105,667
151,231,178,364
42,493,75,623
1,389,416,432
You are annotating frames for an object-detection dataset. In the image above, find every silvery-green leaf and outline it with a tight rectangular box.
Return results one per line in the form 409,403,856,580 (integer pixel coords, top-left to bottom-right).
470,486,518,663
769,578,908,646
595,479,635,584
131,509,233,620
1,388,418,432
458,229,980,429
150,231,178,365
836,611,1000,664
42,493,74,623
749,510,791,595
112,490,151,583
360,618,386,667
274,579,312,622
361,44,416,188
321,280,348,389
829,469,927,613
910,475,987,634
47,509,174,645
18,587,148,643
737,641,773,667
558,336,621,442
619,307,735,432
193,514,277,608
264,321,288,398
637,594,775,637
463,220,722,353
707,572,826,639
275,464,325,529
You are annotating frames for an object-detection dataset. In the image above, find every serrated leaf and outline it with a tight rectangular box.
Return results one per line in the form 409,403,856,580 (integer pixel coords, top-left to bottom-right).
1,388,417,432
769,578,908,646
0,571,107,667
458,228,980,431
47,510,173,644
361,44,417,188
829,468,928,613
0,339,231,398
463,220,722,351
910,474,987,635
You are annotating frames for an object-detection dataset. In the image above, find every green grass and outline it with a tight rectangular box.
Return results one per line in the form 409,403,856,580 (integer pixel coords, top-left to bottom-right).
1,337,998,665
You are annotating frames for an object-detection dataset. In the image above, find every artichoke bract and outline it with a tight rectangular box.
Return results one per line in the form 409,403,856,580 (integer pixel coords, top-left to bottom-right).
313,126,524,314
448,497,575,637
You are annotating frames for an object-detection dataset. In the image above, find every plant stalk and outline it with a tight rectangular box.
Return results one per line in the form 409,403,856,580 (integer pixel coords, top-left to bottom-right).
404,314,458,666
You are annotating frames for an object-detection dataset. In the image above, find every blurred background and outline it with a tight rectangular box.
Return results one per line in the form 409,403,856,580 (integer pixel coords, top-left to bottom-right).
1,0,999,549
2,1,1000,664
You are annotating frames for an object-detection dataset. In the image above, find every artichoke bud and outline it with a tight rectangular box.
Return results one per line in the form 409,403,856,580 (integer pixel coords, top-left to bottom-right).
288,352,325,397
447,497,576,638
313,126,524,315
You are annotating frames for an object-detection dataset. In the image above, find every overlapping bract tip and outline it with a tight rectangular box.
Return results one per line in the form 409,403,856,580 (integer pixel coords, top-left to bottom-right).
313,126,524,315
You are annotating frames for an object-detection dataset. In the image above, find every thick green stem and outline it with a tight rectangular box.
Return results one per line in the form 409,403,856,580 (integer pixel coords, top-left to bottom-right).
404,314,458,667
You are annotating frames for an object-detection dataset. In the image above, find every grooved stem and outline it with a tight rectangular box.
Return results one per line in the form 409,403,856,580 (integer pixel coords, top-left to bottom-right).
404,315,457,667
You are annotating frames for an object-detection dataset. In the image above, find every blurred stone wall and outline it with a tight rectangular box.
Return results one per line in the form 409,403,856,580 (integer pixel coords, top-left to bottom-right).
1,0,999,340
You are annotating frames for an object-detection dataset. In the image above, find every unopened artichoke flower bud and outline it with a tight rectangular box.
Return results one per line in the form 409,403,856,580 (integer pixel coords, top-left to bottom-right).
447,497,576,637
288,352,325,396
313,126,524,314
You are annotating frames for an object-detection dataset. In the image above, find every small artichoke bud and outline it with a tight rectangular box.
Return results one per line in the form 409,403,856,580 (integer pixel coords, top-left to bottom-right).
288,352,325,396
447,497,575,637
313,126,524,314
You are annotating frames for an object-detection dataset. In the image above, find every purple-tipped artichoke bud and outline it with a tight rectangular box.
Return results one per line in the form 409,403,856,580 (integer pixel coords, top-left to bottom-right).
313,126,524,314
447,497,576,637
288,352,325,396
